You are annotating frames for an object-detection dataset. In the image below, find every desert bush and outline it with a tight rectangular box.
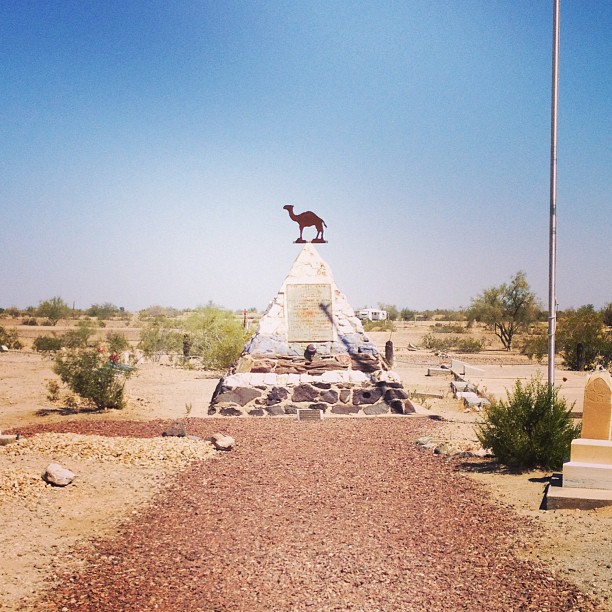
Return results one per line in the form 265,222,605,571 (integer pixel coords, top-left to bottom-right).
476,375,579,470
53,348,135,410
434,323,466,334
362,319,395,332
602,303,612,328
33,335,63,353
138,318,183,360
521,333,548,362
0,326,22,349
22,318,38,326
62,321,96,349
107,332,130,353
456,337,486,353
183,305,250,370
422,333,458,351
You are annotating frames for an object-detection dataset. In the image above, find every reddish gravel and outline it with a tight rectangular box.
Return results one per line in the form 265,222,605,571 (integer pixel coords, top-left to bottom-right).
19,418,599,611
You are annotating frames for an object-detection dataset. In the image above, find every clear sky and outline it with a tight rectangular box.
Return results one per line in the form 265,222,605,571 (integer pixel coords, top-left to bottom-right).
1,1,610,313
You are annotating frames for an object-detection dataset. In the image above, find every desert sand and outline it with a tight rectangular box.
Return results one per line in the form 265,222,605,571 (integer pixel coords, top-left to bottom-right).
0,322,611,609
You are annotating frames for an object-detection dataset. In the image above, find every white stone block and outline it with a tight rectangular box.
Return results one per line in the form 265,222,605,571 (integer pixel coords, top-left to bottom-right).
287,374,301,385
321,371,344,384
263,373,277,385
563,461,612,490
348,371,368,383
249,373,267,386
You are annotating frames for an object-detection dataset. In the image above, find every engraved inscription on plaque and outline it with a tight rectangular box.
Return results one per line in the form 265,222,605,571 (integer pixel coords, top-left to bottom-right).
286,284,333,342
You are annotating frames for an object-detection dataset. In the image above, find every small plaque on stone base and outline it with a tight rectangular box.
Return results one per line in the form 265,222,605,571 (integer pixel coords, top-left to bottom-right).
297,408,323,421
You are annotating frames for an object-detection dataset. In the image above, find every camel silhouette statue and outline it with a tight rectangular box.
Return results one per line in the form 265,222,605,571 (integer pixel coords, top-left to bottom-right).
283,204,327,243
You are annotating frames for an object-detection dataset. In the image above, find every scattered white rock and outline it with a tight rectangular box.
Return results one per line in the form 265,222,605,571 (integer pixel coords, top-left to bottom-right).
211,433,235,451
43,463,75,487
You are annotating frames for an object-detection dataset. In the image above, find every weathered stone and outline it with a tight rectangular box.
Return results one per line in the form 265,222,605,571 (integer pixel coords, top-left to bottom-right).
363,403,388,416
222,373,251,388
320,371,345,384
292,384,319,403
220,406,242,417
582,371,612,440
388,399,404,414
308,403,328,412
403,399,417,414
284,405,298,415
331,404,359,415
0,434,19,446
348,371,368,383
351,353,380,373
312,382,332,389
43,463,75,487
266,386,289,405
216,387,262,407
248,409,265,417
353,387,383,405
339,389,351,404
265,405,285,416
211,433,235,450
320,390,339,404
161,422,186,437
384,388,409,403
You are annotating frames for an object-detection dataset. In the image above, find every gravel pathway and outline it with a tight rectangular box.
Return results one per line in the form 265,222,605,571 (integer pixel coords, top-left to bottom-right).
18,418,599,611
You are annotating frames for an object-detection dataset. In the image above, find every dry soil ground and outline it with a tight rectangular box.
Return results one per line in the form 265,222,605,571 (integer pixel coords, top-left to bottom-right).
0,323,611,610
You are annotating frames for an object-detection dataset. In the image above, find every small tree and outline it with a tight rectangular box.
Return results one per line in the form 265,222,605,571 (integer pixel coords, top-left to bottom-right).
468,271,540,351
0,326,22,349
378,303,399,321
182,305,249,370
557,305,612,370
54,348,135,410
62,321,96,349
37,296,72,326
601,303,612,328
477,375,579,470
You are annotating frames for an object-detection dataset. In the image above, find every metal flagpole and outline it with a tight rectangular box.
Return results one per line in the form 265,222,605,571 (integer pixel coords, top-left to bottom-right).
548,0,560,386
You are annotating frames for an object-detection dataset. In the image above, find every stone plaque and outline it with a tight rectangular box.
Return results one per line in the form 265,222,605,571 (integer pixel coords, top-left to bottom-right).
582,371,612,440
286,283,333,342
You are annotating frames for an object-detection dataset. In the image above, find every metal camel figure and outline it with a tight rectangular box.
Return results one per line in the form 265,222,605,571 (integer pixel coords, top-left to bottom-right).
283,204,327,242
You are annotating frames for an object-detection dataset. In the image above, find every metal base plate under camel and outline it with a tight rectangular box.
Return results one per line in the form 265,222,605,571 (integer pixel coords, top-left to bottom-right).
209,245,416,417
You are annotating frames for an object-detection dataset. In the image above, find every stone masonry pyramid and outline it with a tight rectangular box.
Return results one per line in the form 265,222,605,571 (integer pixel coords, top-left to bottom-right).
209,245,414,417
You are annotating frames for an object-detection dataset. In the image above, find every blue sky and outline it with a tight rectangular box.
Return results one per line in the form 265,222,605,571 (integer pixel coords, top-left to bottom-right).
1,1,610,312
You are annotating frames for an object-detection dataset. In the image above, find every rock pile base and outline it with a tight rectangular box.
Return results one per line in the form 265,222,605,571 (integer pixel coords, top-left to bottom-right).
209,353,414,417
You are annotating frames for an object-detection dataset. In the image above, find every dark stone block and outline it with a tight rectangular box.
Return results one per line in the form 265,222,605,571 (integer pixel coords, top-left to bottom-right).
308,403,327,412
403,399,416,414
208,406,217,415
220,406,243,417
217,387,262,406
319,390,339,404
265,405,285,416
352,387,383,405
331,404,359,415
267,386,289,405
162,422,186,437
284,406,298,415
384,388,409,403
388,399,405,414
292,384,319,403
363,403,389,416
312,382,332,390
248,408,265,417
376,382,403,389
339,389,351,404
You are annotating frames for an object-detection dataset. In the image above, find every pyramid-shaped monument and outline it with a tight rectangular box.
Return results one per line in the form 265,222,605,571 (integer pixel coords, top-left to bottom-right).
209,245,413,417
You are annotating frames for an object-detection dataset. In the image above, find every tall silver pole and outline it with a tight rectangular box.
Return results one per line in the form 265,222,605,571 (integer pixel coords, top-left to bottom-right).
548,0,560,386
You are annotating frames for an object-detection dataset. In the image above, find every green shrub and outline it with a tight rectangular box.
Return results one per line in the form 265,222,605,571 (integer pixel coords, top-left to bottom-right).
107,332,130,353
476,375,579,470
183,305,250,370
138,318,183,360
456,337,486,353
422,333,458,351
362,319,395,332
434,323,466,334
62,321,96,349
33,335,63,353
0,326,23,349
53,348,135,410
